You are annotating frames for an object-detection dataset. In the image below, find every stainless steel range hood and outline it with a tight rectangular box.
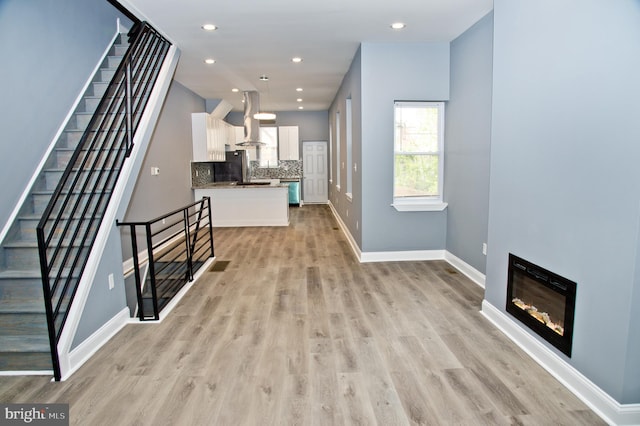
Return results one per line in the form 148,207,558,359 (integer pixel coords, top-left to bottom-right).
236,91,265,146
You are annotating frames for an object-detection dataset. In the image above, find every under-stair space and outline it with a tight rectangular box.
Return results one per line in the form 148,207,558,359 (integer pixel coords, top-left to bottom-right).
118,198,214,321
0,35,130,373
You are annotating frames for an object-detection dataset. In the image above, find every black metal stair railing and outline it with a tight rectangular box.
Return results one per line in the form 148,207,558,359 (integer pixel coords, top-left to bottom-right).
36,22,171,381
117,198,215,321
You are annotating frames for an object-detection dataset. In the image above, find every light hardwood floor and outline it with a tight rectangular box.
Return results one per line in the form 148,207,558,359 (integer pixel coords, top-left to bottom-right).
0,205,605,425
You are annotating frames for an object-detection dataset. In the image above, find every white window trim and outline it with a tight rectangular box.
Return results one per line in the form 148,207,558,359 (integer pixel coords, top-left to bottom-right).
393,101,445,210
392,198,447,212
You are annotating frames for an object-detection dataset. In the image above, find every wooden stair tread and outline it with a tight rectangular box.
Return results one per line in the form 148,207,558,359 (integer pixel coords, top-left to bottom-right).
0,299,46,313
0,335,50,352
0,269,42,279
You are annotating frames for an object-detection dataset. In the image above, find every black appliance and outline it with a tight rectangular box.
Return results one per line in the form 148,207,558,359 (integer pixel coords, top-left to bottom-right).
213,150,249,183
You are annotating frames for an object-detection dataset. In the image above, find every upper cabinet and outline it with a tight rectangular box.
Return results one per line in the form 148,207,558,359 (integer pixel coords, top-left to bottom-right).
191,113,235,162
278,126,299,160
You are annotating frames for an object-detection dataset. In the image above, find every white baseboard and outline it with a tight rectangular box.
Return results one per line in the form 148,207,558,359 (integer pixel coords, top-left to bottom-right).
327,202,487,280
328,201,363,261
444,251,486,288
328,201,444,263
63,307,130,380
326,204,640,424
128,256,215,324
0,370,53,377
361,249,446,263
481,300,640,426
63,256,214,381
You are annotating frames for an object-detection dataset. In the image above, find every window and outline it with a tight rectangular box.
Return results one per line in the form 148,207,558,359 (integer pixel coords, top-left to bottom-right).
393,101,446,211
335,111,341,191
258,127,278,167
346,97,353,199
328,123,333,183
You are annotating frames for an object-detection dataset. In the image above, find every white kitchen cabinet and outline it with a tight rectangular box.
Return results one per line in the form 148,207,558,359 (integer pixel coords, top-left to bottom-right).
278,126,299,160
191,113,230,162
191,113,208,162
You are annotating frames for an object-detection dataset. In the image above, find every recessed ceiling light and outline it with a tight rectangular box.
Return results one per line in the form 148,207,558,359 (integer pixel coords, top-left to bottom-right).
296,88,303,92
298,106,304,110
202,24,217,31
259,75,269,81
291,57,303,63
297,98,303,102
391,22,406,30
231,88,239,92
204,58,215,64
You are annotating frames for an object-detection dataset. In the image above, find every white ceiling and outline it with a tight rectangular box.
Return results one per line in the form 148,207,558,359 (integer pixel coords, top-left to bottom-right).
122,0,493,113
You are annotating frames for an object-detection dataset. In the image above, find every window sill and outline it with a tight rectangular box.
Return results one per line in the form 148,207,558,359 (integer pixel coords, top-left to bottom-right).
346,193,353,202
392,201,448,212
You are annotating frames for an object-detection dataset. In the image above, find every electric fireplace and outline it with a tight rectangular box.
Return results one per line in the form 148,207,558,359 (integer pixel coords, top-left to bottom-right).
506,254,576,357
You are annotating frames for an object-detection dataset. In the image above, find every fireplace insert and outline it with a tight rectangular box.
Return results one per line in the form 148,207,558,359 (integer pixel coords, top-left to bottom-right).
506,254,576,357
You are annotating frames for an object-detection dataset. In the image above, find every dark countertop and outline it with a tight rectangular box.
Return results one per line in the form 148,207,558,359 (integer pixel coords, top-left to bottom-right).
193,181,289,189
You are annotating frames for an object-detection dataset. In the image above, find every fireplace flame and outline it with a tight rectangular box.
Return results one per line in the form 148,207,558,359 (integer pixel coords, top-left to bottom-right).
512,297,564,335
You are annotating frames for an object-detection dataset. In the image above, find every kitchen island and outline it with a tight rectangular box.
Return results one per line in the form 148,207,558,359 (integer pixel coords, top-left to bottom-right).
194,182,289,227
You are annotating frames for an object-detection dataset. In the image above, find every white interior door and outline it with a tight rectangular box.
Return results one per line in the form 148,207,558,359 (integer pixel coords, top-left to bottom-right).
302,141,328,203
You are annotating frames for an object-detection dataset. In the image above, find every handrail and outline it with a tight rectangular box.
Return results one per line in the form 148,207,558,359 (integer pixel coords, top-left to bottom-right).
117,198,215,321
36,22,171,381
106,0,142,27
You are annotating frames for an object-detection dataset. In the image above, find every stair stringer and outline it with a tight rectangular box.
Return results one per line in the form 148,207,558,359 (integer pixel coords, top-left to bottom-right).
55,45,180,381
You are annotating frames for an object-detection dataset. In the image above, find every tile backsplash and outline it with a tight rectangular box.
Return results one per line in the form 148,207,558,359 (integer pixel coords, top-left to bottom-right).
250,160,302,179
191,160,303,188
191,162,214,187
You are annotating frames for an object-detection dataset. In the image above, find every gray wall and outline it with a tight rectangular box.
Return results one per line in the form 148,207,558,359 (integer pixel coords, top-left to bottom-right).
329,47,362,247
487,0,640,404
120,80,206,258
226,110,329,144
72,225,128,347
445,12,493,273
0,0,132,231
360,43,450,252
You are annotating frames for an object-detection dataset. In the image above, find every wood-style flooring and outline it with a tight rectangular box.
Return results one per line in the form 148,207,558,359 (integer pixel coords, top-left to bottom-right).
0,205,605,425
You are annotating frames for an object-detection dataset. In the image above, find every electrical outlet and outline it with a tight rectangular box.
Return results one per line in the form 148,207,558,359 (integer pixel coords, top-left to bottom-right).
108,273,115,290
150,167,160,176
482,243,488,255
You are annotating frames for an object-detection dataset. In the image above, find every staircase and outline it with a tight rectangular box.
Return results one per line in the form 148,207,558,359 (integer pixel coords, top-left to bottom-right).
0,35,129,373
